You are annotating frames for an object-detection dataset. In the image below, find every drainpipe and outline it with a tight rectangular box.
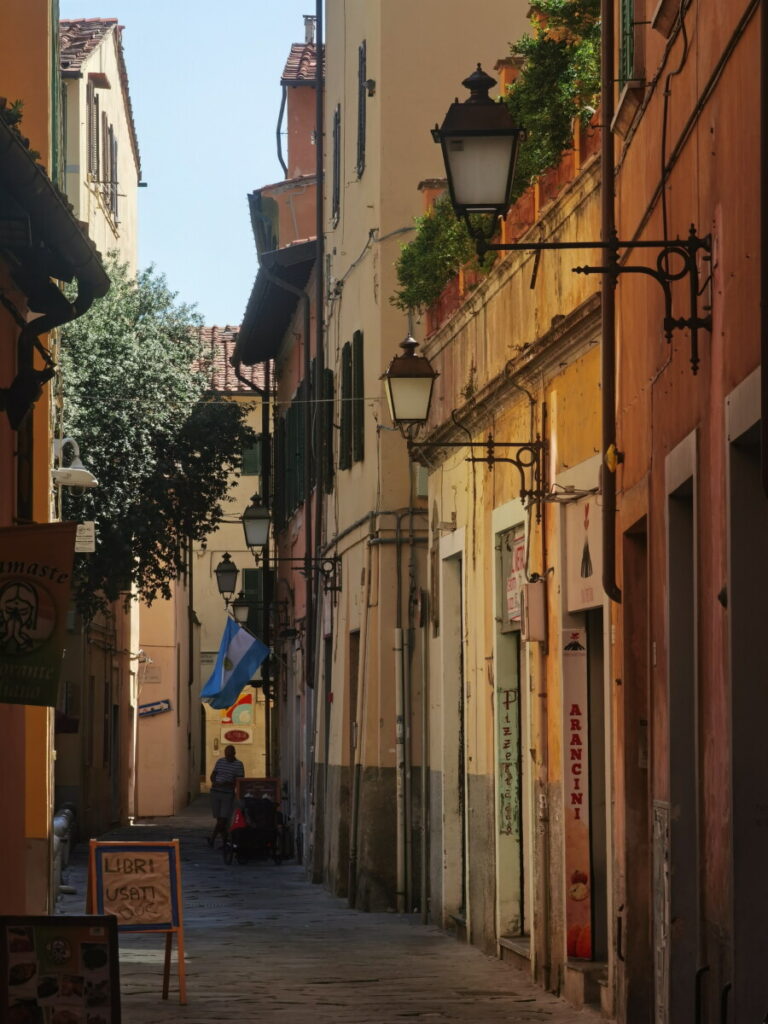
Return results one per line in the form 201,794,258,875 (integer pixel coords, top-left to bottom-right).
312,0,325,734
762,0,768,494
601,0,622,603
348,514,376,906
420,589,429,924
276,85,288,177
394,626,406,913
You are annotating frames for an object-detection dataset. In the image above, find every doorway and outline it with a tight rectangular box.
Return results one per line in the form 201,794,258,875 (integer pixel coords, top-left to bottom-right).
496,526,530,939
441,553,467,923
728,417,768,1018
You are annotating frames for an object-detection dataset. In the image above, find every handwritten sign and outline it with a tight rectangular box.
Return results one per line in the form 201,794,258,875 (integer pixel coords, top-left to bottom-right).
0,914,120,1023
88,841,186,1004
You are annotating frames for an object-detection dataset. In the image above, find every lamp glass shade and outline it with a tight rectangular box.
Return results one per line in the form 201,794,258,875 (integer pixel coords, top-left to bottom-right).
384,374,435,425
231,593,251,625
442,133,520,214
242,502,270,548
434,65,524,220
382,336,438,426
214,554,238,597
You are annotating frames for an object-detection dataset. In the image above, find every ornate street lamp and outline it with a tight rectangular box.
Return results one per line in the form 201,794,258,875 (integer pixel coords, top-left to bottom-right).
382,334,438,429
432,67,712,373
214,553,238,601
231,591,252,627
242,493,271,549
431,64,525,222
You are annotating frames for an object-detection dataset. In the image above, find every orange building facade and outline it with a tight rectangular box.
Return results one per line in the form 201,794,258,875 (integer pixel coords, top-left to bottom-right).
610,0,764,1020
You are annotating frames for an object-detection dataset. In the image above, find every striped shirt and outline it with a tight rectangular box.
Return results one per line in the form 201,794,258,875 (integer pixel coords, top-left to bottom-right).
211,757,244,791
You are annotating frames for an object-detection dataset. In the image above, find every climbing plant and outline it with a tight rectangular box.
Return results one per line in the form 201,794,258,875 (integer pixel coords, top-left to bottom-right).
393,0,600,314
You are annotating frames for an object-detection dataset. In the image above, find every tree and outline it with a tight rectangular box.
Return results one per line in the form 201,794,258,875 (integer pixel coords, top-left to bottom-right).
59,255,257,616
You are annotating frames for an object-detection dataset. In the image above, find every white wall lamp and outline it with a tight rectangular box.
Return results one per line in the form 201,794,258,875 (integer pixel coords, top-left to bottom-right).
52,437,99,488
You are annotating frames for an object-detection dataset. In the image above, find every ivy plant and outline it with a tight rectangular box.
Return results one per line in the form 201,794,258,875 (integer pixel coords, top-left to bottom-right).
59,255,256,617
393,0,600,314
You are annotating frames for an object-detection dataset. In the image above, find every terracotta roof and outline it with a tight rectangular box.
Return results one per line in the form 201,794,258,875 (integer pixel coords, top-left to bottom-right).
281,43,318,84
195,326,271,393
60,18,116,70
60,19,142,179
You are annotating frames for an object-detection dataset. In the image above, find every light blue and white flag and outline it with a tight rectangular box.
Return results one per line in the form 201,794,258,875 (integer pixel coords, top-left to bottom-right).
200,618,269,710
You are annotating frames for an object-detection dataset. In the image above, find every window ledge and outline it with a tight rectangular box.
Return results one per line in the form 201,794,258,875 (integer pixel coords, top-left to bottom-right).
611,80,646,138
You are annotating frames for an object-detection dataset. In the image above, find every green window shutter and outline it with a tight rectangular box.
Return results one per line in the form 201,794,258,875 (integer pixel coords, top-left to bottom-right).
332,105,342,224
297,381,306,504
323,368,335,492
356,41,367,178
340,342,352,470
274,418,286,528
619,0,635,87
242,568,265,637
242,437,262,476
352,330,364,463
309,361,317,492
285,405,296,514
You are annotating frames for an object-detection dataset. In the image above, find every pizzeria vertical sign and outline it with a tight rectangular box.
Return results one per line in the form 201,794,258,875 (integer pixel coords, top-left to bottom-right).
0,523,77,707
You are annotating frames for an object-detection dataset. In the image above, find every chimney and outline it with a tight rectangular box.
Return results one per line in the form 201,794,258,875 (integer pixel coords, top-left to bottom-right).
303,15,316,44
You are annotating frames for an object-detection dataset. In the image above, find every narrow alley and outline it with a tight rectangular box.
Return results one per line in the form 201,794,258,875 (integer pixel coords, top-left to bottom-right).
57,799,599,1024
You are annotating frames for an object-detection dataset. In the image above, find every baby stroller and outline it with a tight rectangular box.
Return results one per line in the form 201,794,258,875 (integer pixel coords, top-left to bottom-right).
223,792,284,865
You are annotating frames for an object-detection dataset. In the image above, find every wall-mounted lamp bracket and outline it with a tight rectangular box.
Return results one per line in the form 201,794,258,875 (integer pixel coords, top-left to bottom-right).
410,433,546,521
475,224,712,374
252,553,342,593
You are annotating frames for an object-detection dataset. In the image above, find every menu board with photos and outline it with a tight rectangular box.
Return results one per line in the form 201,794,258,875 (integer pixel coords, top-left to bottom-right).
0,914,120,1024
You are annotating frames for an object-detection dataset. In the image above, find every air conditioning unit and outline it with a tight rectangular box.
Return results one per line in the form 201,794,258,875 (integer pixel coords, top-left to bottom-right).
520,579,547,643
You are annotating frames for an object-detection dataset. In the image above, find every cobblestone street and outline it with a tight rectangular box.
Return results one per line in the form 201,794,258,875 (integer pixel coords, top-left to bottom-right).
57,798,601,1023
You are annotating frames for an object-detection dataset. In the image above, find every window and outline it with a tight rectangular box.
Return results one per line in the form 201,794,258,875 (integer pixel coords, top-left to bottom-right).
356,41,367,178
86,81,99,178
332,104,341,224
242,437,263,476
323,367,335,491
281,383,308,516
109,126,118,219
243,567,266,637
339,334,364,470
619,0,636,87
352,330,364,462
339,342,352,470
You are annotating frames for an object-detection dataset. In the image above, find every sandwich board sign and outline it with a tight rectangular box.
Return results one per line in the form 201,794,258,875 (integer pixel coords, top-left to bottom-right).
87,840,186,1004
0,913,120,1022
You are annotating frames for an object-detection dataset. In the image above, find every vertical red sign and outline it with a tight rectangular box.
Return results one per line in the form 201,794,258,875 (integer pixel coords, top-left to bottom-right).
562,628,592,958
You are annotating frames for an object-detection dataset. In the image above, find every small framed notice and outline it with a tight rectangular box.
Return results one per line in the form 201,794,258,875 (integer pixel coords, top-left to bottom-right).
0,913,120,1023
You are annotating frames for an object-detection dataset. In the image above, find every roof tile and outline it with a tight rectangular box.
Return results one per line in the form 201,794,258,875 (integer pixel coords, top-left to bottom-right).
195,326,271,393
281,43,318,84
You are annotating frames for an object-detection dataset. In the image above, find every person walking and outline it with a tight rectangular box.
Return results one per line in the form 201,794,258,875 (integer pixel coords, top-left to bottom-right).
207,744,244,847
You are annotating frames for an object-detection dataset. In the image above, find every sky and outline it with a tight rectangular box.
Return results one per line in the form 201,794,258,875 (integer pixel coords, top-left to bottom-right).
60,0,314,326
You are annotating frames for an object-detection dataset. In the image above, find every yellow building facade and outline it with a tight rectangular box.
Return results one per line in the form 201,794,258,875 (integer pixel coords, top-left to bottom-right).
418,132,611,1008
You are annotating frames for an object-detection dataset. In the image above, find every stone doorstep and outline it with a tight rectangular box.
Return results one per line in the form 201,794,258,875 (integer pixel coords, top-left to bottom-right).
563,959,608,1008
499,934,531,972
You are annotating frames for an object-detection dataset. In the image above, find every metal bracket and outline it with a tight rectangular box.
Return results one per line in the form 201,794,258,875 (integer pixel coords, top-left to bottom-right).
269,556,342,593
411,433,547,521
477,223,712,374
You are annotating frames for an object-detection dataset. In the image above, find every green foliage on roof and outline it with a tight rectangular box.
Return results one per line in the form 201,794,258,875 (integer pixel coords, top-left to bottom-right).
393,0,600,314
